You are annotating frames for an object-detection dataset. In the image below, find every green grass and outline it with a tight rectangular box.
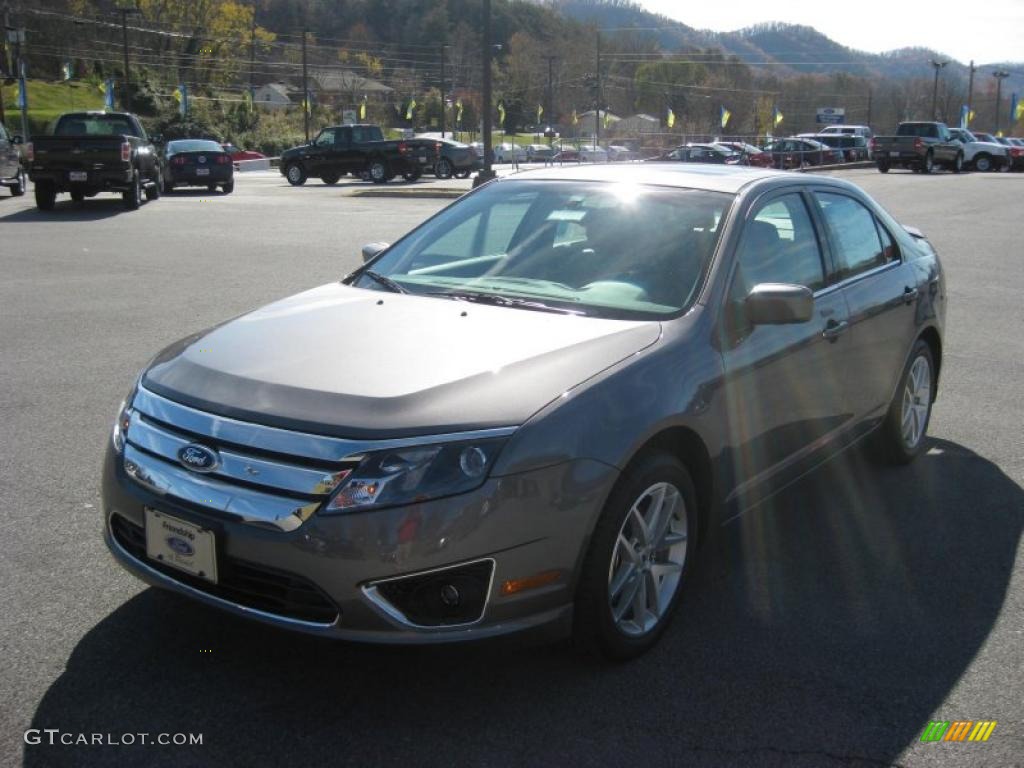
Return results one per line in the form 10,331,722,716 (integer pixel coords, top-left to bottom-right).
1,79,105,132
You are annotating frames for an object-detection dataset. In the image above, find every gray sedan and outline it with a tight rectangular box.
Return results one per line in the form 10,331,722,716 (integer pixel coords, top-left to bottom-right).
101,164,945,659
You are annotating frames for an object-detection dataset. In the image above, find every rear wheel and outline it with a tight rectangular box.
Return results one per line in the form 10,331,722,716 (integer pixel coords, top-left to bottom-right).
872,340,935,464
921,151,934,174
70,189,85,203
402,168,422,182
877,162,890,173
221,181,234,194
368,158,389,184
285,162,307,186
145,170,161,200
122,172,141,210
454,169,471,179
573,450,697,660
321,171,340,185
435,158,453,179
35,181,56,210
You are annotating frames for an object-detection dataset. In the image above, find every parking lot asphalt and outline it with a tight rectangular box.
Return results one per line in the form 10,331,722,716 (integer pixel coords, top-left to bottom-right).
0,167,1021,767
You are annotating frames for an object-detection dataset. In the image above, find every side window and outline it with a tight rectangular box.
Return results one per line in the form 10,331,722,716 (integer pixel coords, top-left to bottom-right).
875,221,899,262
731,193,826,298
315,128,336,146
815,193,891,280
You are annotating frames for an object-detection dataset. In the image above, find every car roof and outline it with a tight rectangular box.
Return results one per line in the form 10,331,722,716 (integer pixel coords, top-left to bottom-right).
500,163,812,194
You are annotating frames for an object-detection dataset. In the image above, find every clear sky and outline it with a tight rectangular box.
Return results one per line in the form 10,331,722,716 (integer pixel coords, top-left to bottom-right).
639,0,1024,65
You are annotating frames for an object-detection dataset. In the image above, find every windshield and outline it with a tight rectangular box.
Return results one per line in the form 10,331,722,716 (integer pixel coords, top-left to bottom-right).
351,180,732,320
168,140,223,153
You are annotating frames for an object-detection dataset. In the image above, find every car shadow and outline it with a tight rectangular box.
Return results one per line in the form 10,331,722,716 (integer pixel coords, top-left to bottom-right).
24,438,1021,766
0,198,136,222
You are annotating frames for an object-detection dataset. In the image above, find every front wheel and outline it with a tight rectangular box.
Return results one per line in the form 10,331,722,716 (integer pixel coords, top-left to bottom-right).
321,171,340,185
973,153,992,172
454,169,471,179
145,171,161,200
402,169,422,182
285,163,307,186
35,181,56,210
872,340,935,464
368,159,389,184
11,168,26,196
877,163,890,173
221,181,234,194
573,450,697,660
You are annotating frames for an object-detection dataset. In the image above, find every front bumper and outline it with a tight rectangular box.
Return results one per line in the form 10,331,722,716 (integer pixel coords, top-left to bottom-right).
101,442,617,643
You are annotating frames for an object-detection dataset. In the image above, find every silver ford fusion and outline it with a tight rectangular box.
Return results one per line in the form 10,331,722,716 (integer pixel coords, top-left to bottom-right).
102,164,945,659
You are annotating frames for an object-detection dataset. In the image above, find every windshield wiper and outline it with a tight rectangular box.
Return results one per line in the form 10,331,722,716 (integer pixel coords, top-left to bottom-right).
362,270,408,294
427,290,586,316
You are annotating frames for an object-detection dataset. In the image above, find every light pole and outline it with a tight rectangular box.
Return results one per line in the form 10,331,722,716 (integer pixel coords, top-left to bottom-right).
474,0,496,186
993,70,1009,134
930,59,947,121
118,6,140,113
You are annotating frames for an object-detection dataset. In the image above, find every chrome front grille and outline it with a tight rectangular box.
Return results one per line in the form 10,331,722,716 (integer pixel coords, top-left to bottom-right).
123,386,361,531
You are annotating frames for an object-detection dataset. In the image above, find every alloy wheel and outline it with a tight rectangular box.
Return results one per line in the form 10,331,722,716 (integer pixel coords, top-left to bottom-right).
607,482,688,637
901,355,931,449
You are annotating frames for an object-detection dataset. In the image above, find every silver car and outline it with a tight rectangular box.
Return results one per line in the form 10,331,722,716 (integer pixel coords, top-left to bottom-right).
102,164,946,659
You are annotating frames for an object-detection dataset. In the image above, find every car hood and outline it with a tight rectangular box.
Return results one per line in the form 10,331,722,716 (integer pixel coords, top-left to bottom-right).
967,141,1007,153
141,283,662,439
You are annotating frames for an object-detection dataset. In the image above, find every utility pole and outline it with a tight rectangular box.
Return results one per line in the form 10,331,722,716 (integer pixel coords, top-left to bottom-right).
118,7,137,113
301,27,310,142
966,60,977,118
993,70,1009,134
9,18,28,140
594,31,601,150
249,5,256,107
867,87,873,127
543,55,558,131
929,59,947,121
1,6,10,129
439,44,447,138
474,0,495,186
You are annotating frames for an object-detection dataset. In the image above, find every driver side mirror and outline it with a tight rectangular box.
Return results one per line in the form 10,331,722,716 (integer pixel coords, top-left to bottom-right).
11,135,23,145
361,242,389,263
746,283,814,325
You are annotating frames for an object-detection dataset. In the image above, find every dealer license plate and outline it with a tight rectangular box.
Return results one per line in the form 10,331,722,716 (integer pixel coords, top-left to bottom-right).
144,508,218,583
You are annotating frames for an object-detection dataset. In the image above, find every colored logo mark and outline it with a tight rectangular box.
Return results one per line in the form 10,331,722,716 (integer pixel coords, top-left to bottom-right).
921,720,997,743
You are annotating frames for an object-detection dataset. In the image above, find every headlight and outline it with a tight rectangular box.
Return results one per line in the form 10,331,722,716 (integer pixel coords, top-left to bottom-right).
111,399,132,453
323,438,507,514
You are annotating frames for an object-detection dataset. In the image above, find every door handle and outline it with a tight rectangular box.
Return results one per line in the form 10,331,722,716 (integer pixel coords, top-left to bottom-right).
903,286,919,304
821,319,848,341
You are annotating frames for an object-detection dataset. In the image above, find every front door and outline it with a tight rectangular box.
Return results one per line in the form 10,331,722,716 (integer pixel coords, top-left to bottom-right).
718,190,853,504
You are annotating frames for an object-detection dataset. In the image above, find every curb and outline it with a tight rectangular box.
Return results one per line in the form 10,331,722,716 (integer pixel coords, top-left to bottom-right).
350,188,466,199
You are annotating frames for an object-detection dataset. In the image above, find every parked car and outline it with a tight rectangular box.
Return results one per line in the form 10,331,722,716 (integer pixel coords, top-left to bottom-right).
426,138,481,179
26,111,160,210
551,146,581,163
525,144,557,162
280,124,437,185
651,144,741,164
817,124,873,140
870,122,964,174
715,141,773,167
101,164,946,659
468,141,485,159
968,133,1013,171
605,145,636,161
946,128,1010,172
161,139,235,194
761,138,841,169
1005,138,1024,171
221,143,266,163
0,122,27,197
578,145,609,162
493,143,527,163
799,132,869,161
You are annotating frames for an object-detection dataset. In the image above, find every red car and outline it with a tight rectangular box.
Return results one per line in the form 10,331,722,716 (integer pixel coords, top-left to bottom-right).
715,142,773,167
222,144,266,162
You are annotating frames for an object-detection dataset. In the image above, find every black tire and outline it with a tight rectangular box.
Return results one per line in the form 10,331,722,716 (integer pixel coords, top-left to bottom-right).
454,169,471,179
435,158,453,179
221,181,234,194
973,153,992,172
34,181,56,210
122,172,141,210
321,171,340,185
207,183,218,192
877,163,890,173
573,450,698,661
285,162,307,186
70,189,85,203
921,151,934,174
871,339,935,465
402,168,422,182
162,175,173,195
367,158,389,184
11,168,26,196
145,171,161,200
952,152,963,174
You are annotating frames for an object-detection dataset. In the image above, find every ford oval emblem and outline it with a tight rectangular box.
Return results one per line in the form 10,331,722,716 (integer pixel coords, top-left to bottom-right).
198,155,207,164
167,536,195,557
177,443,220,473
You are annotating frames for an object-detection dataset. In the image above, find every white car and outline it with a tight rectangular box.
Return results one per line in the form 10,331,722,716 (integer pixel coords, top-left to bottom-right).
578,146,609,163
817,124,873,139
948,128,1009,172
493,143,527,163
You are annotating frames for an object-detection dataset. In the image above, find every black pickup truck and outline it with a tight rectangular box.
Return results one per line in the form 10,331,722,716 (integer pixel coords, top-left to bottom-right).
279,124,438,185
27,111,161,210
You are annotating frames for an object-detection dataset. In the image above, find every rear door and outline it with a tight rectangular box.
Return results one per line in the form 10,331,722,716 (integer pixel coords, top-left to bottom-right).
810,189,918,423
719,189,853,499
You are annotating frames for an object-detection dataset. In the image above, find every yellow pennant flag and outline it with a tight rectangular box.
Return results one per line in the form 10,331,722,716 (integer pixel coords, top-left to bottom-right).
720,106,731,129
537,104,543,123
405,98,416,120
572,109,578,126
666,108,675,128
